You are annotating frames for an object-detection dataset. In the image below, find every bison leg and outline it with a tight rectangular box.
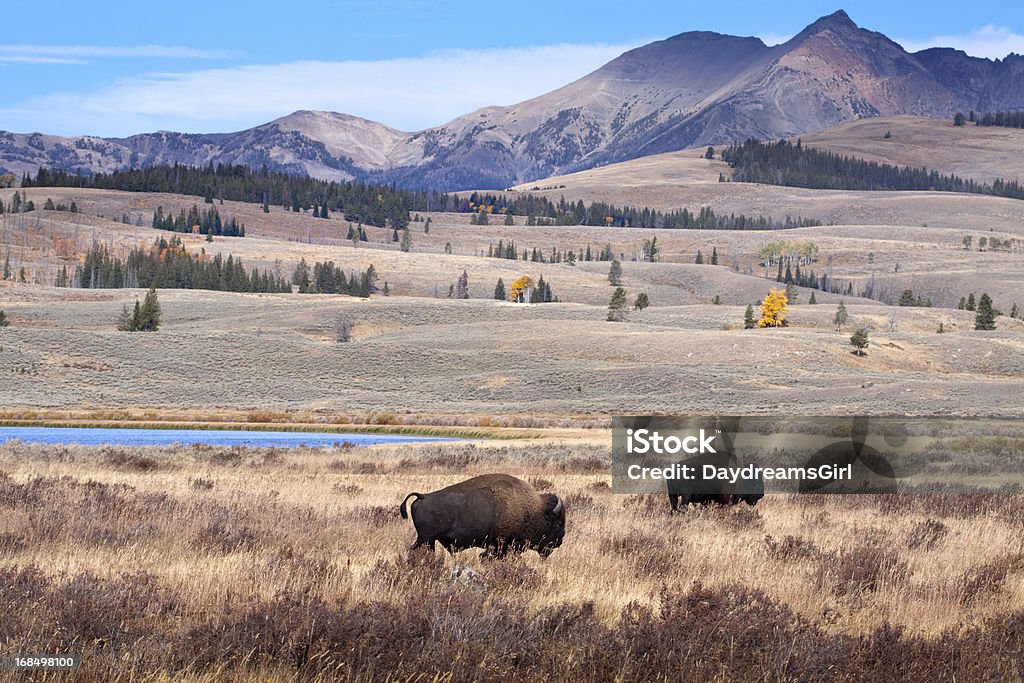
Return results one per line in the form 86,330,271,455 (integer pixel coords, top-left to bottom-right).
669,494,680,513
410,536,436,552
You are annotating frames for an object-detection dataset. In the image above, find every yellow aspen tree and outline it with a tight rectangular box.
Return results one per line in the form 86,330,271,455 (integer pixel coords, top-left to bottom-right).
758,288,788,327
509,276,534,303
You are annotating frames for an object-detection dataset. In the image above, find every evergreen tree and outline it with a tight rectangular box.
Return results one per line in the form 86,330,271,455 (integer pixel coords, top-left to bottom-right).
808,291,817,305
710,247,718,265
695,250,704,265
833,302,849,331
2,251,9,280
138,288,161,331
608,259,623,286
400,227,412,252
850,328,869,356
456,270,469,299
116,303,134,331
744,304,756,329
424,217,431,233
634,292,650,311
504,213,514,226
0,310,8,327
1011,302,1019,319
974,293,997,330
966,293,976,311
494,278,506,300
607,287,628,322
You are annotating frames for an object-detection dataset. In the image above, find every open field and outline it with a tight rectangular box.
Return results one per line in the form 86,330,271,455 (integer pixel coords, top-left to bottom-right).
2,440,1024,681
2,285,1023,417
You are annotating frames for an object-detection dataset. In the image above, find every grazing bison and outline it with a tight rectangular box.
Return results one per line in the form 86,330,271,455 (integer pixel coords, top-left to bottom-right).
667,452,764,513
399,474,565,558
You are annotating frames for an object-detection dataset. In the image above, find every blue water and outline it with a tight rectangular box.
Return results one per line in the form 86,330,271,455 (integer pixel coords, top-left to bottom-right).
0,426,462,448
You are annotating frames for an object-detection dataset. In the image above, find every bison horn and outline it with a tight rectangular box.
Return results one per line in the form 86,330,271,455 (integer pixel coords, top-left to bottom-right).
552,497,562,514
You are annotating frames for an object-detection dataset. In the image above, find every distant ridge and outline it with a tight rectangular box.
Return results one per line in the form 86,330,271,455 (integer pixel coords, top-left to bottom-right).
3,10,1024,190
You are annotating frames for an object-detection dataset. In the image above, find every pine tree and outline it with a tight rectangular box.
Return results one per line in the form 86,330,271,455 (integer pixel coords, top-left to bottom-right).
966,293,976,311
850,328,869,356
808,291,817,305
504,213,514,226
456,270,469,299
710,247,718,265
833,302,849,331
608,259,623,286
424,217,431,234
975,293,997,330
494,278,506,300
0,310,8,327
116,303,134,331
744,304,756,329
695,250,704,265
138,288,161,331
1011,302,1019,319
607,287,628,322
400,227,412,252
634,292,650,311
2,251,10,280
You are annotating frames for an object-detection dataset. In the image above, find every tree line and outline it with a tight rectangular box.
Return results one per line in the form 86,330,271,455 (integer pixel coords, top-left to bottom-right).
152,205,245,237
21,164,418,229
458,192,819,229
487,240,616,263
77,236,290,292
290,258,379,297
954,111,1024,129
721,139,1024,200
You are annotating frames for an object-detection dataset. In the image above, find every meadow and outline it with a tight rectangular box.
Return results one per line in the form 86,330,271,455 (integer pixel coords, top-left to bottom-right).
2,440,1024,681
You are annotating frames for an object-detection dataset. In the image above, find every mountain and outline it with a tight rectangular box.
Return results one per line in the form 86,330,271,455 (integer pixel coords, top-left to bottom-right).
3,10,1024,191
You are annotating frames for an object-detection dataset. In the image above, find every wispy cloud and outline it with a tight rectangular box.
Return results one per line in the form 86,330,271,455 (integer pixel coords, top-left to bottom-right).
0,56,86,65
5,42,642,137
897,25,1024,59
0,44,231,62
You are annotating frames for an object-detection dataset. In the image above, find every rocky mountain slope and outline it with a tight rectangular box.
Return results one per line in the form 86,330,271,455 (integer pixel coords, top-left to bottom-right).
2,10,1023,190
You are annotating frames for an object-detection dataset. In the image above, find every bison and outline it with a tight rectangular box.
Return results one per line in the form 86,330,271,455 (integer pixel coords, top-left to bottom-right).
667,452,765,513
399,473,565,558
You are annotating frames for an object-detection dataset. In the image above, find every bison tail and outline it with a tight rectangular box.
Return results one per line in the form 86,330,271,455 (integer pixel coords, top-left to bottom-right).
400,492,424,519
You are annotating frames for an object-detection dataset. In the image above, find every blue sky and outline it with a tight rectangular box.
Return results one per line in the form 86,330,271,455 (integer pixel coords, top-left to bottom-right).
1,1,1022,137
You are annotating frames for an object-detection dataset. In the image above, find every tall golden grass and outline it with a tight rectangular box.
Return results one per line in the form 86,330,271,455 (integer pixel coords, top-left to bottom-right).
1,440,1023,681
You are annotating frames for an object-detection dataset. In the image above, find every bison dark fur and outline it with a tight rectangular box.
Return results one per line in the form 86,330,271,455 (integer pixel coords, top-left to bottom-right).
667,452,765,513
399,474,565,558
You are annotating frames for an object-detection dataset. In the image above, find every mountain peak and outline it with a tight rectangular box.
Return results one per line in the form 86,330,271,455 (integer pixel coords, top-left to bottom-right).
802,9,858,35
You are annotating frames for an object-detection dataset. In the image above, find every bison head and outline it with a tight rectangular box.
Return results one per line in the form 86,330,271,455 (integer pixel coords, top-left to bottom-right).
537,494,565,558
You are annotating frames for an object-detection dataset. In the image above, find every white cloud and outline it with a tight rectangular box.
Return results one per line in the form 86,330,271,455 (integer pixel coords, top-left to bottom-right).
5,42,642,137
898,25,1024,59
0,44,230,61
0,56,85,65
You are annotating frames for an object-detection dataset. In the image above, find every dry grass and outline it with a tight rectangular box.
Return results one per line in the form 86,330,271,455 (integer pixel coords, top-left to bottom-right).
2,441,1024,680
